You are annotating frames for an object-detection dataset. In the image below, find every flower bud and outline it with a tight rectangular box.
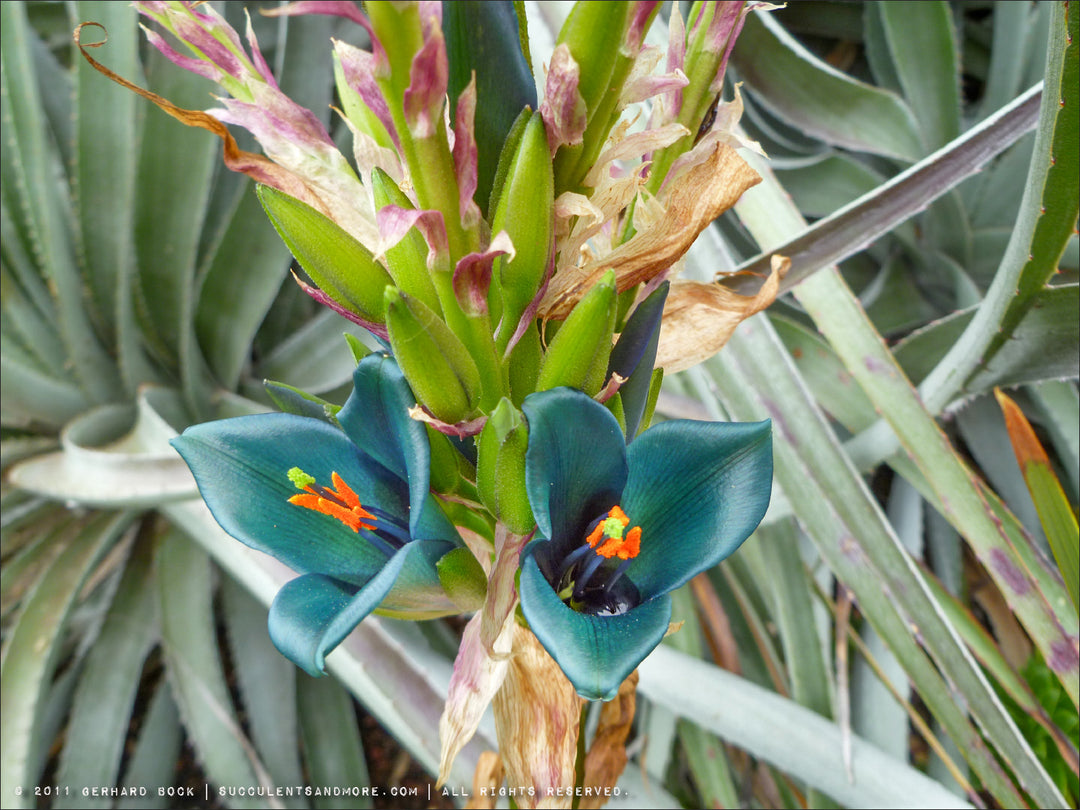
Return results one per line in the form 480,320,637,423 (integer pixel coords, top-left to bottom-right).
507,324,543,406
436,547,488,612
427,427,478,498
370,168,443,314
489,112,554,348
476,398,535,534
384,287,480,423
536,271,617,395
257,185,393,323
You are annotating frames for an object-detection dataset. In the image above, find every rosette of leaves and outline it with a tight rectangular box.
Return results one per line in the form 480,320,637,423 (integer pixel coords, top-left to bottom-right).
646,2,1077,808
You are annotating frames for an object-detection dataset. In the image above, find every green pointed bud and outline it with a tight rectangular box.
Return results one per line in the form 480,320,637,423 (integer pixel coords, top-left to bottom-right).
266,381,342,426
343,333,371,365
604,392,627,436
384,287,481,423
370,168,443,314
485,107,532,325
490,113,554,348
536,271,617,395
507,323,543,406
476,398,534,534
487,107,533,220
427,426,479,499
257,185,392,322
436,547,488,612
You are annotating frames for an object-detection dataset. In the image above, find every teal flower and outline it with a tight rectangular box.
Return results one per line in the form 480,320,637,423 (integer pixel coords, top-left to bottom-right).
171,354,461,675
520,388,772,699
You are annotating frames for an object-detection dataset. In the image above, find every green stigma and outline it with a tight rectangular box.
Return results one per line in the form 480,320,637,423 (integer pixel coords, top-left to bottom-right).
287,466,316,490
601,516,625,540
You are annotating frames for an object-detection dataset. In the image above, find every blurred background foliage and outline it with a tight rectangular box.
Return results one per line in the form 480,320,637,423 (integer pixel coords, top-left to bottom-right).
1,1,1077,809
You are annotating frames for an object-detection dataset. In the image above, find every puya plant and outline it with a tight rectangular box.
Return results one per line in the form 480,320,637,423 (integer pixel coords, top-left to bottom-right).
6,0,1075,807
65,0,779,801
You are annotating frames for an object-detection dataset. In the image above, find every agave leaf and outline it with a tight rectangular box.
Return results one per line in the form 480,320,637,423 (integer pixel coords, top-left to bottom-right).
731,10,923,161
919,1,1078,413
666,588,741,809
919,562,1067,737
8,391,196,509
0,511,132,809
1029,381,1080,501
731,84,1041,292
773,153,886,218
3,261,79,387
1,2,119,402
54,538,158,809
222,579,305,799
974,1,1038,122
155,529,269,806
862,2,901,93
0,353,89,431
955,395,1047,545
257,309,376,395
297,673,372,810
0,509,68,622
891,284,1079,393
702,321,1048,807
195,181,291,391
966,134,1035,230
737,90,1078,727
0,202,56,327
770,314,876,431
638,645,970,809
996,389,1080,612
877,1,961,152
132,46,217,359
116,682,182,810
750,519,834,719
30,12,74,172
70,1,158,394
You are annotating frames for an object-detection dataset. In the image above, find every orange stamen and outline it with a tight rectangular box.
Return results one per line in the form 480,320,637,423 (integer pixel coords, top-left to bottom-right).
586,522,605,548
609,505,630,526
288,472,377,532
588,506,642,560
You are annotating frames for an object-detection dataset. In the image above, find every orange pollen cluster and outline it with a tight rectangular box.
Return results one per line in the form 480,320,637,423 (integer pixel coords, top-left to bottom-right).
288,472,377,533
585,505,642,560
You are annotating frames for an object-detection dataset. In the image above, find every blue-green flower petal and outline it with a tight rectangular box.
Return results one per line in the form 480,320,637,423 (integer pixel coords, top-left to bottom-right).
172,413,405,585
377,539,460,617
519,552,672,700
269,538,458,675
523,388,627,551
338,354,435,538
608,282,668,441
622,419,772,598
